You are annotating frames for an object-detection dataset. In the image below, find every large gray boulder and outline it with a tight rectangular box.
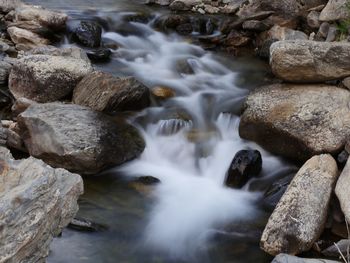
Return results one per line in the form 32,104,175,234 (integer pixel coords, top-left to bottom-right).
239,84,350,160
9,46,93,102
17,103,145,174
270,40,350,82
0,146,83,262
261,155,338,256
14,4,67,30
73,71,150,113
335,158,350,224
272,254,340,263
319,0,350,22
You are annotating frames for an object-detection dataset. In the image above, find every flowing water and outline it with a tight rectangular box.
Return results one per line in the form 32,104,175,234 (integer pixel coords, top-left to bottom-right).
26,0,297,262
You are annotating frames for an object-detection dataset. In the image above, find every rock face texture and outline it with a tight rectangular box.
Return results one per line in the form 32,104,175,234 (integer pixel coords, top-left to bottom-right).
270,40,350,82
0,146,83,262
335,158,350,224
73,71,150,113
0,0,23,13
261,155,338,256
14,4,68,30
319,0,350,22
18,103,145,174
7,26,50,51
239,84,350,160
9,46,93,103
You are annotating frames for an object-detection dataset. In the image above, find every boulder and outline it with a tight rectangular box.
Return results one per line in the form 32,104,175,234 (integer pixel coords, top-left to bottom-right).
225,149,262,188
0,146,83,262
73,71,150,113
74,21,102,48
17,103,145,174
261,155,338,256
270,40,350,82
265,25,308,41
307,11,321,29
9,46,93,102
272,254,340,263
169,0,201,11
0,60,12,85
7,26,50,50
239,84,350,160
86,48,112,62
0,0,23,13
14,4,67,30
335,158,350,223
319,0,350,22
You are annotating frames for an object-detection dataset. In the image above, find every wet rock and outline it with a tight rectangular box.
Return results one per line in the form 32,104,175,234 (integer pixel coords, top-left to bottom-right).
261,155,338,256
14,4,67,30
319,0,350,22
242,20,270,31
145,0,172,5
0,60,11,85
9,46,93,102
272,253,340,263
151,86,176,100
337,150,349,166
7,26,50,50
0,146,83,262
135,176,161,185
225,149,262,188
176,23,193,35
68,218,107,232
0,89,11,108
270,40,350,82
322,239,350,257
74,20,102,48
18,102,145,174
307,11,320,29
262,174,294,211
169,0,201,11
335,158,350,224
257,38,277,59
73,71,150,113
239,84,350,161
86,48,112,62
224,30,251,47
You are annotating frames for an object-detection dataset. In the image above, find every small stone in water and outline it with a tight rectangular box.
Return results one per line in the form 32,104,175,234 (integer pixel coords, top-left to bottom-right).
68,218,108,232
225,149,262,188
74,21,102,48
135,176,161,185
86,48,112,62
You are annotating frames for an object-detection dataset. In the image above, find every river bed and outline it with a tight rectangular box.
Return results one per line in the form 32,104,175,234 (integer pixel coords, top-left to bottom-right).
25,0,296,262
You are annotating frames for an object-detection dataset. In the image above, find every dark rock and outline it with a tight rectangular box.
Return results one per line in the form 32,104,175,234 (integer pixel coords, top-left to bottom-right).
225,149,262,188
257,38,278,59
86,48,112,62
337,150,349,166
242,20,270,31
73,71,150,113
224,30,251,47
18,103,145,174
68,218,108,232
176,23,193,35
135,176,161,185
262,174,294,211
74,21,102,48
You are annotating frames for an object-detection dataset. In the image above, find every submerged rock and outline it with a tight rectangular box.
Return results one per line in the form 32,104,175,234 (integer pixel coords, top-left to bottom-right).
9,46,93,102
74,20,102,48
18,103,145,174
68,218,107,232
73,71,150,113
0,146,83,262
86,48,112,62
225,149,262,188
270,40,350,82
239,84,350,160
260,155,338,256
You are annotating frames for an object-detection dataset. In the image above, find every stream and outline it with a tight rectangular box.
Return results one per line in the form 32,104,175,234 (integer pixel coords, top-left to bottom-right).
26,0,297,262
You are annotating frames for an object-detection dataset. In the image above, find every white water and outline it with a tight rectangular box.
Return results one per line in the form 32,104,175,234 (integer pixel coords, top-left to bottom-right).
99,19,289,258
